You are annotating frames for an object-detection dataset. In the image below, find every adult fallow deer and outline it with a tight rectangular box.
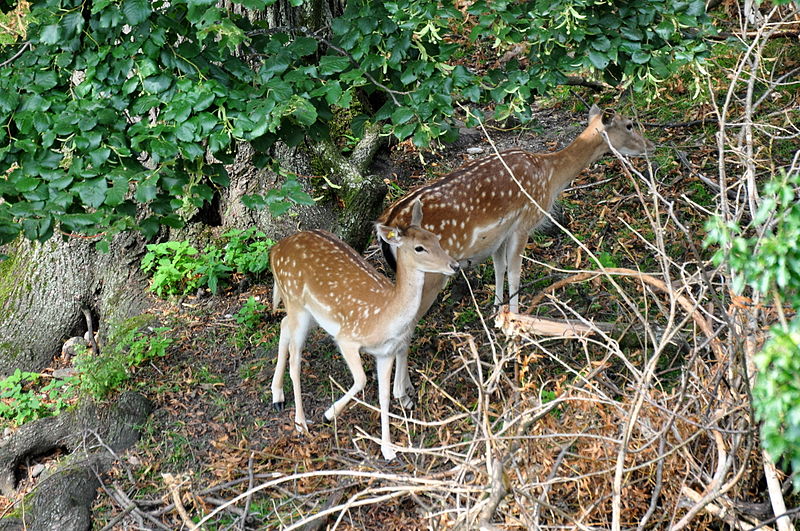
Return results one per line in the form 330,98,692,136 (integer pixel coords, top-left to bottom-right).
378,104,653,400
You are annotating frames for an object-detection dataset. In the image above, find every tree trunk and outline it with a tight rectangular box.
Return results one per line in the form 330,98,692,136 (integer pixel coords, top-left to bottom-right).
215,0,387,251
0,392,153,531
0,232,150,375
310,123,388,250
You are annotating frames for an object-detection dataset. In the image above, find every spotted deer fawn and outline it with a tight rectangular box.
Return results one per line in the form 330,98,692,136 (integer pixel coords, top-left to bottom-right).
379,105,654,316
378,105,653,401
270,200,459,460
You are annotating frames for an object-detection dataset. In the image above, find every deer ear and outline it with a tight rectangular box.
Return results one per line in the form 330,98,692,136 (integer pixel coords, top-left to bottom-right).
376,224,403,247
410,199,424,227
589,104,602,122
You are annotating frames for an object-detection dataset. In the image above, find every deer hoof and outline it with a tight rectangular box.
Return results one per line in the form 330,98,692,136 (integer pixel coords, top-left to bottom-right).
399,394,415,409
382,446,397,461
272,401,285,412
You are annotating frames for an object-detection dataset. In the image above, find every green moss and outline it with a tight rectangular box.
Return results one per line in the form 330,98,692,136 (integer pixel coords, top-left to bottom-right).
0,341,22,363
0,239,30,325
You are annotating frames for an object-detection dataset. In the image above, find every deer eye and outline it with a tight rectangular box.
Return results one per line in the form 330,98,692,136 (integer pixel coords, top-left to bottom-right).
415,245,427,253
626,123,633,130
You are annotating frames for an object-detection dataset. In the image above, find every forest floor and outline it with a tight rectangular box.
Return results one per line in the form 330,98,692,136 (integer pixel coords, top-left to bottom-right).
89,98,730,530
2,97,764,529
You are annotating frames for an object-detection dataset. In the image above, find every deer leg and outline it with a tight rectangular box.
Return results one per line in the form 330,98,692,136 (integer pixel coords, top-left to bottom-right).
324,340,366,421
491,239,508,307
287,310,312,433
270,316,292,410
375,354,397,460
505,230,528,313
393,344,414,409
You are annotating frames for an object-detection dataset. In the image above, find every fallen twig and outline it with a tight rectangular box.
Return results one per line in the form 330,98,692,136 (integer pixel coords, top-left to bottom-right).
163,473,199,530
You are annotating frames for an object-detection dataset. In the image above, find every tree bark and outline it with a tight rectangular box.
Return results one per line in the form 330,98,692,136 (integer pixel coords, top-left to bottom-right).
0,232,150,375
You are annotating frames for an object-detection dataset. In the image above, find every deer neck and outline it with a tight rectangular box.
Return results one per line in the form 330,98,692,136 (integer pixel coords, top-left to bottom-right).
387,257,426,329
547,122,609,192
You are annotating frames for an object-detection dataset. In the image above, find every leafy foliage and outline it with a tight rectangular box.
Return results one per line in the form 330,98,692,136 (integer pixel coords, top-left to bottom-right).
141,229,275,296
0,0,711,246
141,241,204,297
705,169,800,488
466,0,712,92
223,227,273,276
75,324,174,399
0,0,314,246
231,295,270,348
74,349,129,400
0,369,77,425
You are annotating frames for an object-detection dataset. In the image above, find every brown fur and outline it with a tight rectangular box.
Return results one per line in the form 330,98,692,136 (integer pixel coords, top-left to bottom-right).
379,105,654,315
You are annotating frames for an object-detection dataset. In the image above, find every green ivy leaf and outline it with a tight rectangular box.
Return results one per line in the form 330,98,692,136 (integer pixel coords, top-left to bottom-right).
123,0,151,25
143,75,172,94
139,217,161,239
291,98,318,126
75,178,108,208
89,148,111,167
319,55,351,75
136,177,159,203
588,50,610,69
268,200,292,217
391,107,415,125
241,194,267,210
14,177,39,193
291,36,318,57
631,50,650,64
39,24,61,44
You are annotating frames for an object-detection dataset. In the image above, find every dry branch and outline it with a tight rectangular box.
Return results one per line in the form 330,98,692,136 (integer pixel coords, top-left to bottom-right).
162,473,199,531
680,486,775,531
522,268,724,359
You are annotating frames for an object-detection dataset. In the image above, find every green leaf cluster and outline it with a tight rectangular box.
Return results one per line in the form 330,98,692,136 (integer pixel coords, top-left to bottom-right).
752,322,800,489
141,228,275,297
0,369,77,425
707,171,800,308
75,324,174,399
0,0,317,245
467,0,712,93
0,0,711,245
223,227,274,276
705,169,800,489
230,295,271,348
240,173,316,217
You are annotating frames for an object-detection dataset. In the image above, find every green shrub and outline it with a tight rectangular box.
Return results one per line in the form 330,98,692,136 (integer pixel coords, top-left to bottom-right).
705,169,800,488
0,369,77,425
231,296,270,348
141,230,275,297
74,351,129,400
76,323,174,400
141,241,204,297
223,228,274,277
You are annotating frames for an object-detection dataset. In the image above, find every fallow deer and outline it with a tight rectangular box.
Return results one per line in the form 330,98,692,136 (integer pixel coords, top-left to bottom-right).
270,200,459,460
378,105,653,401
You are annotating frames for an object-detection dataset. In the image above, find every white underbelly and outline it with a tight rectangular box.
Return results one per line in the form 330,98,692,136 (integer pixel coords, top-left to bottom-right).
462,217,523,267
363,332,411,359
